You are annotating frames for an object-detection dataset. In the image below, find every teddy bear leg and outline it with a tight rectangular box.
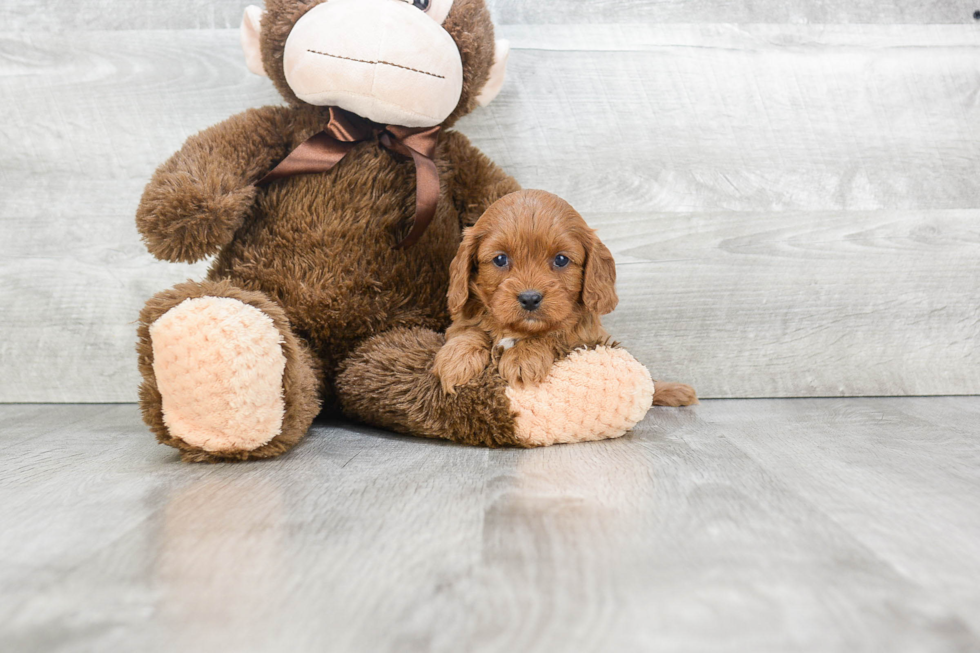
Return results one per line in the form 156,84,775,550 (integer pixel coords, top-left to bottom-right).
335,327,522,446
335,327,655,447
137,279,321,462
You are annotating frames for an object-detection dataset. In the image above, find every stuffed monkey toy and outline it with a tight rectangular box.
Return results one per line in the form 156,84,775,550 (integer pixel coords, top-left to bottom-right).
135,0,664,462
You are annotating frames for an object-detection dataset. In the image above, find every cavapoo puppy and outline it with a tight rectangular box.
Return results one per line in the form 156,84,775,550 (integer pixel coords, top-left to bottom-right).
433,189,697,407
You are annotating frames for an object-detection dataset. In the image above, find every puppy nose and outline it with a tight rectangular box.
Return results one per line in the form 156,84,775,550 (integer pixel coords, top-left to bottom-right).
518,290,543,311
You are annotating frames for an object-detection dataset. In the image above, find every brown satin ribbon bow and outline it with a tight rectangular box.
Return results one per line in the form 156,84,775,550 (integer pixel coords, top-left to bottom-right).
257,106,441,249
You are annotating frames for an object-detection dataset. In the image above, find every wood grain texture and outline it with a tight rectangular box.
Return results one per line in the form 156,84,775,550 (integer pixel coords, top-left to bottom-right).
465,25,980,214
2,0,976,30
1,399,979,651
2,25,979,401
486,0,979,25
1,0,254,31
714,398,980,623
598,209,980,398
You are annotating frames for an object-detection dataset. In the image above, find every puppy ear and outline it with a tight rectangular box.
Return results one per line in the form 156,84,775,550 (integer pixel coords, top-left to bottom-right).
582,232,618,315
448,226,480,318
241,5,269,77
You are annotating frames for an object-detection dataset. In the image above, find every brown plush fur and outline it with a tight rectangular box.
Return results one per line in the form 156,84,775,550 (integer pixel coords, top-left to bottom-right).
135,0,521,460
433,190,617,391
336,328,523,447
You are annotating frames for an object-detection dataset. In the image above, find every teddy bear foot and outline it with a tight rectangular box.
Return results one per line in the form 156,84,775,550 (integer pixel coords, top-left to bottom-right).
137,280,322,462
149,296,288,454
505,347,655,447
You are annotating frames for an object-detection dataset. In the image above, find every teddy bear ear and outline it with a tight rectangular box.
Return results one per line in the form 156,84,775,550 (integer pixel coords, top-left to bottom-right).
476,39,510,107
241,5,269,77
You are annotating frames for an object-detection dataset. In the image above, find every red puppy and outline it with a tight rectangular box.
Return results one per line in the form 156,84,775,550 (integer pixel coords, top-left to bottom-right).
433,189,697,406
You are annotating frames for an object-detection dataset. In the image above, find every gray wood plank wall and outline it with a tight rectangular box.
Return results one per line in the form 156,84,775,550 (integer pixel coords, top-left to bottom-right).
1,3,978,402
4,1,979,29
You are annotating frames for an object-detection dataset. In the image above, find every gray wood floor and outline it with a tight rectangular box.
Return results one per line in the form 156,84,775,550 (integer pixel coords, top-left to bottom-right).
1,399,979,652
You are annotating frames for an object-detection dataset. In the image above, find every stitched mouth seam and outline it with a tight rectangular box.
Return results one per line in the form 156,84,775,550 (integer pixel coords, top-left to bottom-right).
307,49,445,79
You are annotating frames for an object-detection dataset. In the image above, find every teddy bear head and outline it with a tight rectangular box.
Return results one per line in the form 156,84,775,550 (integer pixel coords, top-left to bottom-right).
241,0,509,128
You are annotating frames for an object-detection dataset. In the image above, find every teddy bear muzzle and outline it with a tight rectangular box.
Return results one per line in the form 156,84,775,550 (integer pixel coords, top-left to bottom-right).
282,0,464,128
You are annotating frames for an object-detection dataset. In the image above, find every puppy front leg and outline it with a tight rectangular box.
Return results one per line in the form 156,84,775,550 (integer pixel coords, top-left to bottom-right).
499,341,555,388
432,327,492,394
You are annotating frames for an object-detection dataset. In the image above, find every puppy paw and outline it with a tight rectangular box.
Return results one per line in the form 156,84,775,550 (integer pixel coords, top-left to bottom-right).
652,382,699,407
432,338,491,394
499,345,554,387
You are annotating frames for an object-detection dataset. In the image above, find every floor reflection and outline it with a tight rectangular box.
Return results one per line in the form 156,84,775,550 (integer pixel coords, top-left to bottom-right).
156,476,287,647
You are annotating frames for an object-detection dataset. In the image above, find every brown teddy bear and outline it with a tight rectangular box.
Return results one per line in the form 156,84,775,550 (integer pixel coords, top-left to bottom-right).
135,0,678,463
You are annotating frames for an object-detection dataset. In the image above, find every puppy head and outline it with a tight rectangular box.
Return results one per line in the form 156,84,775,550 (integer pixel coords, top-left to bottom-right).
448,189,618,336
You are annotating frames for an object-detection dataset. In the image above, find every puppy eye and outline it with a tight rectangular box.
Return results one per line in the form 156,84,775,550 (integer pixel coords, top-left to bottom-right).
492,254,509,268
554,254,570,268
409,0,430,10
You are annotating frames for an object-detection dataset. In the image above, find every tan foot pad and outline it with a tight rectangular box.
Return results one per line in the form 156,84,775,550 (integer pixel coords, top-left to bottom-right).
150,297,287,453
506,347,655,447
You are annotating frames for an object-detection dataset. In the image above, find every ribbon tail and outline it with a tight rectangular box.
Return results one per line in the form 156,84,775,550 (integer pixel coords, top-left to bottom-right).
256,132,358,186
393,149,440,250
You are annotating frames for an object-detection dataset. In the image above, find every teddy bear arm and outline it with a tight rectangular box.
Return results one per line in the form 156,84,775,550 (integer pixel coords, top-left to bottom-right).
444,130,521,228
136,106,298,263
